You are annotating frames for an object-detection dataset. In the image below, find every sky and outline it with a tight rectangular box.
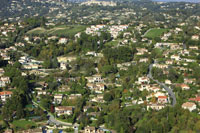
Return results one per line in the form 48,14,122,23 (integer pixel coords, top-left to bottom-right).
153,0,200,3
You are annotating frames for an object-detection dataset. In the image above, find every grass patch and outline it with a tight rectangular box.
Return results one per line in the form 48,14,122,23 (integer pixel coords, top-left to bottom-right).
27,25,87,36
144,28,168,38
105,40,119,46
12,120,37,129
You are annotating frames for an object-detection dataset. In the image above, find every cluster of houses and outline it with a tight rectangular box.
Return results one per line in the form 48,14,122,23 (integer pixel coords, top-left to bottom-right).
181,95,200,112
81,0,117,7
0,91,12,102
57,56,76,70
0,47,17,61
85,24,129,38
136,76,169,110
18,56,43,70
0,23,17,37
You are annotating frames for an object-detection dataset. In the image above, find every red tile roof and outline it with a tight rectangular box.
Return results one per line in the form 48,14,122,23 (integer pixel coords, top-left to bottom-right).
158,96,167,99
0,91,12,96
189,97,200,102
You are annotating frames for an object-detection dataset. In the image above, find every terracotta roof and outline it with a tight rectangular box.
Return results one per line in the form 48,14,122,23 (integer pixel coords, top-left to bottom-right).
55,106,74,111
0,91,12,96
158,96,167,99
189,97,200,102
182,102,195,108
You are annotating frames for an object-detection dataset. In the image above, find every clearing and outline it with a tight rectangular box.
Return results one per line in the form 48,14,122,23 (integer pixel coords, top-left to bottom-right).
27,25,87,36
144,28,168,38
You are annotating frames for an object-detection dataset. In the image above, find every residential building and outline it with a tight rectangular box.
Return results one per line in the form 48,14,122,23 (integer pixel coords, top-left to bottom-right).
55,106,74,116
158,96,168,104
182,102,196,112
54,94,63,104
147,104,165,110
0,91,12,102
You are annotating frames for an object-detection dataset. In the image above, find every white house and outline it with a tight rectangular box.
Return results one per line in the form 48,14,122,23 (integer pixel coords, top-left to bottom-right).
138,77,150,84
0,91,12,102
58,38,68,44
158,96,168,104
55,106,74,116
182,102,196,112
54,94,63,104
147,104,165,110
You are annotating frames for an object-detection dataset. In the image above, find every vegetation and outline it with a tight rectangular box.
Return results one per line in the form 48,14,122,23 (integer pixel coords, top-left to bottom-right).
27,25,87,37
144,28,168,38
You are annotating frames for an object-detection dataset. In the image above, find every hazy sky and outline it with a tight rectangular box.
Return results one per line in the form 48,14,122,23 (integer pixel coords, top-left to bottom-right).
153,0,200,2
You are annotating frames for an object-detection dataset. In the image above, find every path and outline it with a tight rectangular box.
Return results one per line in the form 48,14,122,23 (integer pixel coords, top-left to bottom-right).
147,63,177,106
32,101,79,127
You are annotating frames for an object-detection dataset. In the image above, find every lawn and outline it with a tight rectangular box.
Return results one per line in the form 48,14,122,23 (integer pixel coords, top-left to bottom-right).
144,28,168,38
27,25,87,36
12,120,37,129
105,40,120,46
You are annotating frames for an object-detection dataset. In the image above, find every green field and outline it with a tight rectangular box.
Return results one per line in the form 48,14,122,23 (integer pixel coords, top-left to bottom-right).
105,40,119,46
27,25,87,36
144,28,168,38
12,120,37,129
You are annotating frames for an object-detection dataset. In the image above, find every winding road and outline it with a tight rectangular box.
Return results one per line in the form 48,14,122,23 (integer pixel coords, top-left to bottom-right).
147,63,177,106
32,100,79,128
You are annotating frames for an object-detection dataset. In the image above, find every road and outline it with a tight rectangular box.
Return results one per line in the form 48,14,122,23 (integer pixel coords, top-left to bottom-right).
147,63,177,106
32,100,79,128
142,28,153,37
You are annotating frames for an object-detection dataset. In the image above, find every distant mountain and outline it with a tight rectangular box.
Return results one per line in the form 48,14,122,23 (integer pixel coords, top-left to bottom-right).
153,0,200,3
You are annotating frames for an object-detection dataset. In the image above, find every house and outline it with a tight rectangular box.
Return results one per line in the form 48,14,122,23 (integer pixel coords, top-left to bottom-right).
55,106,74,116
87,83,105,93
58,38,68,44
24,36,29,41
165,60,173,65
158,96,168,104
0,77,10,87
92,74,103,83
4,129,13,133
189,46,198,50
57,56,76,63
189,96,200,104
184,78,196,85
84,126,96,133
84,126,104,133
60,62,67,70
182,102,196,112
37,91,47,96
83,106,91,112
54,94,63,104
165,80,172,85
147,104,165,110
138,77,150,84
86,74,104,83
191,35,199,40
139,58,149,63
153,64,168,69
171,55,181,61
91,95,104,103
0,91,12,102
0,68,5,76
68,94,82,100
75,32,81,38
179,84,190,90
86,51,97,56
136,48,148,55
20,128,43,133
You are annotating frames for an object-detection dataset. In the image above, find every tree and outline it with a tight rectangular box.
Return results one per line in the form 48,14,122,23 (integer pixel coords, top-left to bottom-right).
16,104,25,119
103,92,113,102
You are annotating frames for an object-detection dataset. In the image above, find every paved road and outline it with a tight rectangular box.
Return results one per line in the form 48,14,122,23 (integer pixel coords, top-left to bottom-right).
147,63,177,106
142,28,153,37
32,101,79,127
